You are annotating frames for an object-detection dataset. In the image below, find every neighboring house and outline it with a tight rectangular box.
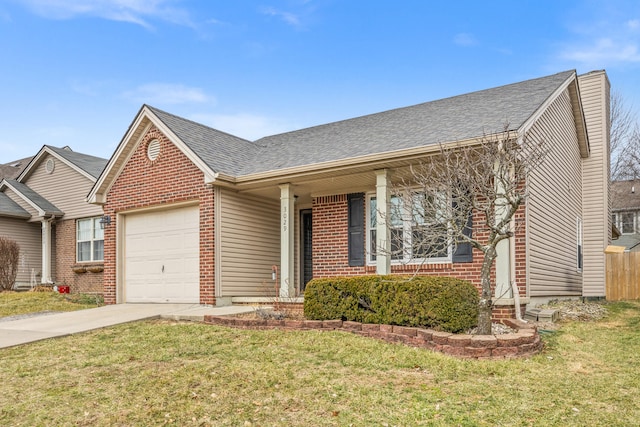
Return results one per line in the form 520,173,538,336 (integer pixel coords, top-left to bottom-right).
0,155,33,181
611,179,640,251
0,146,108,292
88,69,611,315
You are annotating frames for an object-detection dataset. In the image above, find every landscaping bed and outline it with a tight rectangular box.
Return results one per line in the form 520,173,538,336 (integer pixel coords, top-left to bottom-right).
204,314,541,359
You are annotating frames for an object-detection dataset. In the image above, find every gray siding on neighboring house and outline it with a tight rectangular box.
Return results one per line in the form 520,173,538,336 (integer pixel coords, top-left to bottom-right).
579,71,611,297
527,88,584,296
219,188,280,297
24,154,103,220
0,218,41,285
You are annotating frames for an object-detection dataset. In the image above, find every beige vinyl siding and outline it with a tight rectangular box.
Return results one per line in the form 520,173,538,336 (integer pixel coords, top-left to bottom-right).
0,218,41,286
24,154,102,219
527,88,584,296
578,71,611,297
4,188,39,218
219,189,280,296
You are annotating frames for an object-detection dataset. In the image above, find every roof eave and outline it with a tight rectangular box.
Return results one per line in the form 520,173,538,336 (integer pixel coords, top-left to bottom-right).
233,133,513,187
1,180,62,218
0,212,32,220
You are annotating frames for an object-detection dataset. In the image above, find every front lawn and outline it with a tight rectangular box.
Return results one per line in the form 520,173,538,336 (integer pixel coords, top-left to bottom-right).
0,300,639,426
0,290,103,317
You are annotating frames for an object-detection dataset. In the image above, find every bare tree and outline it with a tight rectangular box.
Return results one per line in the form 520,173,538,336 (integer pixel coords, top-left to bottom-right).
610,91,640,181
0,237,20,291
383,127,545,335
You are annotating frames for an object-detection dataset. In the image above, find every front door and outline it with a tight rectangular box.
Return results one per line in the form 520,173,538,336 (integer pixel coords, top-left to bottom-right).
300,209,313,292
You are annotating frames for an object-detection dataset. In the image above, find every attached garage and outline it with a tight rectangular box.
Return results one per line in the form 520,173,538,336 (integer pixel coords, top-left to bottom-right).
123,204,199,303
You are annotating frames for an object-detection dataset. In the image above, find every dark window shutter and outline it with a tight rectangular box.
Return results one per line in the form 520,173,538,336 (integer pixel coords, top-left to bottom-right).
452,196,473,263
348,193,365,266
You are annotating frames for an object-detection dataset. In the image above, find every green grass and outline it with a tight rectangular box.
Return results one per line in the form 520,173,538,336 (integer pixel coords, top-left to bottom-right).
0,291,103,317
1,300,639,426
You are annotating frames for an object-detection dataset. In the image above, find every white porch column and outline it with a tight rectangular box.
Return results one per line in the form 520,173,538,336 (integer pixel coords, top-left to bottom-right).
494,162,513,299
41,218,53,284
495,238,512,298
279,184,295,297
375,169,391,275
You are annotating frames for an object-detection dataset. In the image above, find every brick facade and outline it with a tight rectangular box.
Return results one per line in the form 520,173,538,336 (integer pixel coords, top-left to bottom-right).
311,193,528,318
101,127,215,305
54,218,103,294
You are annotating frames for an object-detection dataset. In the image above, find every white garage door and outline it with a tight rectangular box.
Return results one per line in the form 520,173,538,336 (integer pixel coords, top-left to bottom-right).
124,205,199,303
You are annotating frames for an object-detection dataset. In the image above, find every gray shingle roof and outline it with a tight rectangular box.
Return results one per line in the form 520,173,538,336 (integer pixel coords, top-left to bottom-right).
44,146,108,179
611,179,640,211
612,234,640,251
5,180,64,216
147,106,259,176
0,156,33,180
146,70,574,177
243,70,574,175
0,191,31,218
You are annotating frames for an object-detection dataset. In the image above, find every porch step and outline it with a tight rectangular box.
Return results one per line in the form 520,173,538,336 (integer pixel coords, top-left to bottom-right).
524,308,559,322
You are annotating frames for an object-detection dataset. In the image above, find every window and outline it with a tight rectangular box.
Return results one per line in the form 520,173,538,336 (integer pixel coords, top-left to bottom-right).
77,217,104,262
620,212,636,234
576,217,583,272
367,191,450,264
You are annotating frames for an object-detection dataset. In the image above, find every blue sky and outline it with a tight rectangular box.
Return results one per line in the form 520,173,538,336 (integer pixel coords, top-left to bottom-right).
1,0,639,162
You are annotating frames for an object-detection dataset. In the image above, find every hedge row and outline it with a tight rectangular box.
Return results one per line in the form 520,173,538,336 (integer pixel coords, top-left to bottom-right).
303,275,479,333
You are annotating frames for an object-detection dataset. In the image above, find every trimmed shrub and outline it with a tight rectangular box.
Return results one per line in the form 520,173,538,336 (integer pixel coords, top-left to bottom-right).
0,237,20,291
304,275,478,333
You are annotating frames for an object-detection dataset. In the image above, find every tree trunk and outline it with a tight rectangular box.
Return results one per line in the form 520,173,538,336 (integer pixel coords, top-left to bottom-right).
476,248,496,335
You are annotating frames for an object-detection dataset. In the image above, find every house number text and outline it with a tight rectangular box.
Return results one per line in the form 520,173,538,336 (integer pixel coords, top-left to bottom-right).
282,205,288,232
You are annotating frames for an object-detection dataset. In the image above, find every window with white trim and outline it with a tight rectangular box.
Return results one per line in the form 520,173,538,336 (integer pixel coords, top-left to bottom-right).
77,217,104,262
619,211,636,234
576,217,583,272
367,191,450,264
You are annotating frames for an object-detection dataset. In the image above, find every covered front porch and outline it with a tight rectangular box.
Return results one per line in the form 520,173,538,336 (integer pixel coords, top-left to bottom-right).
216,158,521,307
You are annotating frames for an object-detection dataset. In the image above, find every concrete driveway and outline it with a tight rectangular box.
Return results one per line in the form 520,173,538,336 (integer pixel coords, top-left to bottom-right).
0,303,255,349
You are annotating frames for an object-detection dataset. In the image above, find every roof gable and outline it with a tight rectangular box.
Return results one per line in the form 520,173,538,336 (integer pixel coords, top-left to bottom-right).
17,145,108,183
88,105,230,204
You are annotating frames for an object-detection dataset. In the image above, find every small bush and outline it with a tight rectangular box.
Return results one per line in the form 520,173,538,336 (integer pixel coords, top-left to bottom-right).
0,238,20,291
304,275,479,333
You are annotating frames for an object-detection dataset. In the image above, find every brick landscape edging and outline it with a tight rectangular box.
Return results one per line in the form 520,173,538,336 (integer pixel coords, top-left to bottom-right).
203,316,542,360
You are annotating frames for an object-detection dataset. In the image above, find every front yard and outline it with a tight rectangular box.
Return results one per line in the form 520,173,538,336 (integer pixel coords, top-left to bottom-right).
0,290,103,318
0,297,639,426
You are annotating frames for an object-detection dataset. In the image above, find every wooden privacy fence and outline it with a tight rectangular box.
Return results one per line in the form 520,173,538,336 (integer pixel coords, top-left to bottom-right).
606,252,640,301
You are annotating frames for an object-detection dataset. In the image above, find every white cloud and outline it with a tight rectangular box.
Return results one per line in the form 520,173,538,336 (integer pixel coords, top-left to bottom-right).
261,6,302,28
15,0,194,29
190,112,293,141
122,83,213,105
561,38,640,66
554,4,640,68
453,32,477,47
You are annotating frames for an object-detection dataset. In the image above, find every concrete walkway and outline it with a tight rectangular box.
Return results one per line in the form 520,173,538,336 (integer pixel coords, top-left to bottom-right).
0,303,255,349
